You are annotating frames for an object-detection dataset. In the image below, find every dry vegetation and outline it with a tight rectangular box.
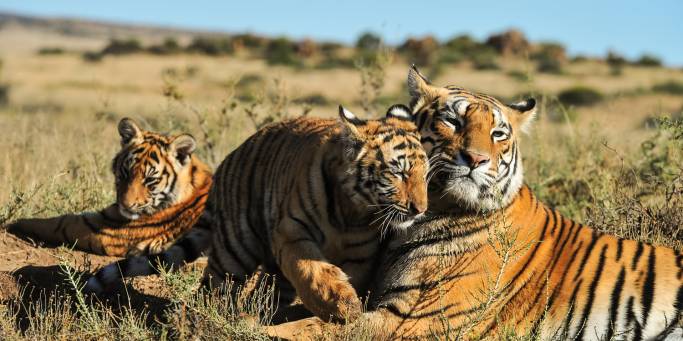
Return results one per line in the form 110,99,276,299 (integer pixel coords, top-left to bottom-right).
0,14,683,340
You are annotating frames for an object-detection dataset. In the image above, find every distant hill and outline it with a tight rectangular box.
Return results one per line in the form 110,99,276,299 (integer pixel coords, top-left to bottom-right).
0,11,224,42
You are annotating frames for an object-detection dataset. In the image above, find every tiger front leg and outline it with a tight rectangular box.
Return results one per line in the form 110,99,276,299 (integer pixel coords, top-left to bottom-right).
272,218,362,322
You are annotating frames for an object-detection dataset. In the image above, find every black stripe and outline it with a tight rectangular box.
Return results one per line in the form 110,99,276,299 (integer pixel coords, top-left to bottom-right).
576,245,608,340
573,229,601,282
616,238,624,261
563,278,583,338
640,246,656,328
507,208,552,287
632,242,644,270
605,266,626,340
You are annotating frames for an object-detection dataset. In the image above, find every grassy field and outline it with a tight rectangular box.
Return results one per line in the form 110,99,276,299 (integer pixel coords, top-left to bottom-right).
1,20,683,340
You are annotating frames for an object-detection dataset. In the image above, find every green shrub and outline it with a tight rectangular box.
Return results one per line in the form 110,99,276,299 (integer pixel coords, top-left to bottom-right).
507,70,532,82
606,50,627,76
442,35,498,70
187,36,234,55
436,49,465,65
533,42,566,74
148,37,182,55
652,80,683,95
264,37,301,67
232,33,267,49
557,86,604,106
315,56,355,69
37,47,65,55
101,38,143,55
356,32,382,51
319,42,343,55
571,55,589,63
398,36,439,66
536,56,563,74
0,84,9,106
293,93,329,106
443,34,479,51
634,54,662,67
470,49,499,70
81,51,103,63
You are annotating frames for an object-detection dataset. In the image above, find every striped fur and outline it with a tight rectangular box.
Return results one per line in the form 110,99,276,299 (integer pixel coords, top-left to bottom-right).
6,118,212,257
87,106,429,322
266,67,682,340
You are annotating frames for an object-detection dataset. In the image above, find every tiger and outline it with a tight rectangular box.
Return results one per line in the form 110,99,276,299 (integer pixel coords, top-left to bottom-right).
265,66,683,340
85,105,430,323
5,118,212,257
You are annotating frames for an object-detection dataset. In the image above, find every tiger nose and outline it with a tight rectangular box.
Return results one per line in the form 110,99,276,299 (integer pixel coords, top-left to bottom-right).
462,150,490,169
407,201,427,215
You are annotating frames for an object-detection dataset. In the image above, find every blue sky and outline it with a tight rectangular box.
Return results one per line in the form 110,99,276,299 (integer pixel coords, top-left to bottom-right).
1,1,682,65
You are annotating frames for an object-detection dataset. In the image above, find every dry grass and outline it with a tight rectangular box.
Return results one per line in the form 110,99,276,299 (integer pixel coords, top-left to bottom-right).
1,28,683,339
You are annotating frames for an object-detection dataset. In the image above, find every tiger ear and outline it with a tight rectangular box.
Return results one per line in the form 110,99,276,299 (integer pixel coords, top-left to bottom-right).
407,65,436,103
386,104,413,121
338,105,366,137
171,134,196,164
509,98,537,133
118,118,142,145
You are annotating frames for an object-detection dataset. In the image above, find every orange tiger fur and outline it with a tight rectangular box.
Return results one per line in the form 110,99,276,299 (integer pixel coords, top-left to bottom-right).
6,118,212,257
266,67,683,340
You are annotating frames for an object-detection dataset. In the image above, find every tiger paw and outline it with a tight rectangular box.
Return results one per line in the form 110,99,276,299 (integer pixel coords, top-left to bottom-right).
302,266,362,322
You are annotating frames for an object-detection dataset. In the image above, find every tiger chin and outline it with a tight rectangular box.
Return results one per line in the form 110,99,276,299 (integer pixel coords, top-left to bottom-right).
5,118,212,257
85,105,429,323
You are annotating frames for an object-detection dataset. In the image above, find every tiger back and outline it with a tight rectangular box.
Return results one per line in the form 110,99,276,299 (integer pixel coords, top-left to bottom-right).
266,67,683,340
5,118,212,257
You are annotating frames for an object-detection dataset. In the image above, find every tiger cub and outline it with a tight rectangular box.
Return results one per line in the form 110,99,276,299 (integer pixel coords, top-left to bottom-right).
86,105,429,322
6,118,212,257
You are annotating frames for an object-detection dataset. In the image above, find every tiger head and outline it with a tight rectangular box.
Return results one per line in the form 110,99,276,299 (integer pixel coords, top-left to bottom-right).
113,118,199,220
406,66,536,211
338,105,429,230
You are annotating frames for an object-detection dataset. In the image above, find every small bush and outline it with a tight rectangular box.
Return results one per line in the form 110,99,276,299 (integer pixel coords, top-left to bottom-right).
398,36,439,66
442,35,498,70
508,70,532,82
81,51,103,63
533,42,566,74
634,54,662,67
101,38,143,55
571,55,589,63
0,84,9,106
436,49,465,65
293,93,329,106
470,49,499,70
356,32,382,51
557,86,604,106
536,56,563,74
319,42,343,55
652,80,683,95
315,56,355,69
232,33,268,50
187,36,234,56
148,37,182,55
264,37,301,67
443,34,480,52
37,47,65,55
606,50,627,76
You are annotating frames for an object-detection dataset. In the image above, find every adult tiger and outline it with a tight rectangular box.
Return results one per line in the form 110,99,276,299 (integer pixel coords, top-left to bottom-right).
266,67,683,340
86,106,429,322
5,118,212,257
